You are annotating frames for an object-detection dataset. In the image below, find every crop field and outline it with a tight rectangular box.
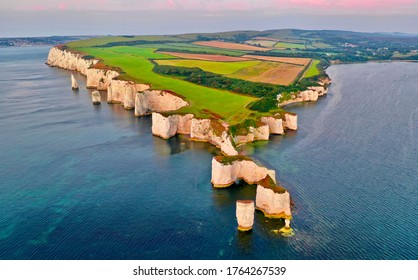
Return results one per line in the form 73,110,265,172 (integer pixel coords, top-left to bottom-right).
193,41,271,51
245,40,277,48
143,43,246,56
156,51,251,61
242,55,312,66
303,59,321,78
154,59,260,75
228,61,305,85
73,46,257,123
273,42,306,49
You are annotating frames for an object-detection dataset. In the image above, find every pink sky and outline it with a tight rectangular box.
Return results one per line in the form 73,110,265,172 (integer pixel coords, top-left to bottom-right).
11,0,418,13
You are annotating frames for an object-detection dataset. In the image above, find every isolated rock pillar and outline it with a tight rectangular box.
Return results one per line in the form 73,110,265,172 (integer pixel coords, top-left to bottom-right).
236,200,255,231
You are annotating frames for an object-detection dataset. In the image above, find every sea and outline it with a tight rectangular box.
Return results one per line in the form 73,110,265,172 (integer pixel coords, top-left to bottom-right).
0,46,416,259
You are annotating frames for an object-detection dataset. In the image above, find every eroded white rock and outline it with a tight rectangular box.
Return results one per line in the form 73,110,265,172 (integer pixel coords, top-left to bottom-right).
92,90,101,105
261,116,284,135
236,200,255,231
211,156,276,187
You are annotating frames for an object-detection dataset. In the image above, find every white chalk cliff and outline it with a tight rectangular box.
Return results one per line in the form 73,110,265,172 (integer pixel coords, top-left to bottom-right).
278,83,329,107
236,200,255,231
211,156,276,187
135,90,188,116
47,47,98,76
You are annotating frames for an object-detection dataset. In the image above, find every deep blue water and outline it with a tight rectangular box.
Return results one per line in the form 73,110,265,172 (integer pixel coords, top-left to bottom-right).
0,47,417,259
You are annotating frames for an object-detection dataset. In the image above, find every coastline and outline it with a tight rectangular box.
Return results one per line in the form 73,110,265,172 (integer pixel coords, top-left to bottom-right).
46,45,331,233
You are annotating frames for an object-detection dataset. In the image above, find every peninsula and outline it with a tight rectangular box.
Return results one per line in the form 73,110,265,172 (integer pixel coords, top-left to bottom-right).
46,29,418,234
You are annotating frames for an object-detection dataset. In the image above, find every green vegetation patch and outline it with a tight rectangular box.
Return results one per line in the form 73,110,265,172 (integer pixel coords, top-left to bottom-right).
214,155,253,165
303,59,321,78
72,46,256,123
154,59,260,75
229,119,264,137
258,176,286,194
274,42,306,49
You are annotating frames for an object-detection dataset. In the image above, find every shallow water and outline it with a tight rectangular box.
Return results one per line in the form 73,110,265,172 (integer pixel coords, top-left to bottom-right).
0,47,416,259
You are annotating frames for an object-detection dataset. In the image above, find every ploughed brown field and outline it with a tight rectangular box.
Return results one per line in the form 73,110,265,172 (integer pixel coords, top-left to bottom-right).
228,61,305,85
157,51,252,62
242,55,312,66
193,41,271,51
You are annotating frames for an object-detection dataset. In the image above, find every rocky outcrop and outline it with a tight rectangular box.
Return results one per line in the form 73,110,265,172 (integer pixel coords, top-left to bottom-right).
255,178,291,219
108,80,150,106
236,200,255,231
283,113,298,131
176,114,194,134
191,119,238,156
151,112,195,139
46,47,98,76
71,74,79,90
233,124,270,145
92,91,101,105
135,90,188,116
86,68,119,90
151,113,179,139
278,84,329,107
211,156,276,187
261,116,285,135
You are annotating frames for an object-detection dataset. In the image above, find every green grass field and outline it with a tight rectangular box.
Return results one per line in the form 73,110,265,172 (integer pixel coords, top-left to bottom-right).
274,42,306,49
154,59,260,75
303,59,321,78
137,43,245,56
66,35,187,48
74,45,257,123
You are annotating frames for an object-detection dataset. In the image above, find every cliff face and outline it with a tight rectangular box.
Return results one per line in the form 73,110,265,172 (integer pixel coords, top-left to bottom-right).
261,116,285,135
86,68,119,90
135,90,188,116
236,200,255,231
151,113,179,139
191,119,238,156
278,84,329,107
108,80,150,106
46,47,98,76
256,185,291,219
151,113,238,155
283,113,298,131
211,157,276,187
233,124,270,146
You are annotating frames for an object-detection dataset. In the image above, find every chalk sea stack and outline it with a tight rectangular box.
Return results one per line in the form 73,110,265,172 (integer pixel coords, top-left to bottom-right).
92,90,101,105
236,200,255,231
71,74,79,90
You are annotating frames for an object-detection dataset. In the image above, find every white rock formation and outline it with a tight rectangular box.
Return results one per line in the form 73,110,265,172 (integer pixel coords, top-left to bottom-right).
233,124,270,146
151,113,179,139
236,200,255,231
211,156,276,187
255,184,291,219
135,90,188,116
46,47,98,75
176,114,194,134
71,74,79,90
92,91,101,105
283,113,298,131
261,116,284,135
277,85,329,107
86,68,119,90
191,119,238,156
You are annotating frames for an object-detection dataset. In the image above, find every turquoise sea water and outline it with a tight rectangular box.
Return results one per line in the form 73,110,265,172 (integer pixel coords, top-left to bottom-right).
0,47,417,259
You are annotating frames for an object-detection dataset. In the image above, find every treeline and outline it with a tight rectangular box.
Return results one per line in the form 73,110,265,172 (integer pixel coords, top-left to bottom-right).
153,64,315,112
95,40,190,48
